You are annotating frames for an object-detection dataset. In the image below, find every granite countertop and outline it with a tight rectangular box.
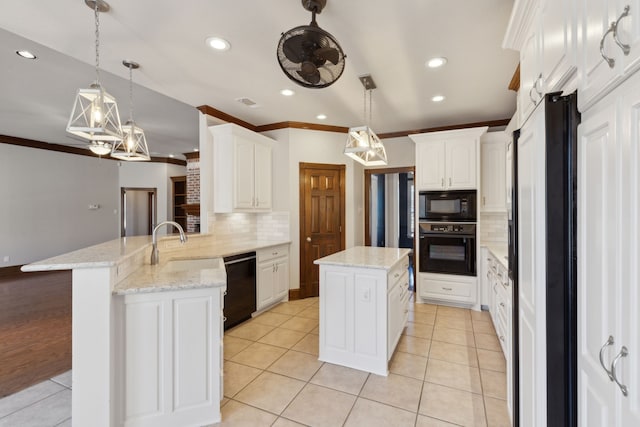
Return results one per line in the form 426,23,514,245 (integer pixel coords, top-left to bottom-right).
314,246,411,270
482,243,508,268
22,235,290,295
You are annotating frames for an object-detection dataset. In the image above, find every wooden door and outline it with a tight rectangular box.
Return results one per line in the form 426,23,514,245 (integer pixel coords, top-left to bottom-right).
299,163,345,298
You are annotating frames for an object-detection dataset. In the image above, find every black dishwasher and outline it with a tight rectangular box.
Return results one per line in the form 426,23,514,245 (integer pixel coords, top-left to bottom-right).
223,252,256,330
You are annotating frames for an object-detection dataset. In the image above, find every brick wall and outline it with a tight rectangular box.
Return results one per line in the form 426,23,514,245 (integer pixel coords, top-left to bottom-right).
186,157,200,232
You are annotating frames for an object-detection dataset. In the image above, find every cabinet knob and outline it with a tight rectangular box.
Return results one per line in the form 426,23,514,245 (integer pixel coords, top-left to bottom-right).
306,237,312,242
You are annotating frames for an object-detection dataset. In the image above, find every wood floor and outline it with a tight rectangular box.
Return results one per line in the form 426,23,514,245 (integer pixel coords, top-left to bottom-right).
0,270,72,398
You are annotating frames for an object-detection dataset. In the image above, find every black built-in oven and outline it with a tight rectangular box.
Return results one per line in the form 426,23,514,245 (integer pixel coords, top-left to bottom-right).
419,223,476,276
419,190,477,222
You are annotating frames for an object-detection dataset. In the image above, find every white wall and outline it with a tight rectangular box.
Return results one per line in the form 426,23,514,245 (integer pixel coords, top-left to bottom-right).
0,144,119,266
118,161,186,237
366,136,415,170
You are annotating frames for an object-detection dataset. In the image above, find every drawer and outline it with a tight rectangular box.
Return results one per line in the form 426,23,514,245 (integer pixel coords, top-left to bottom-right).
257,244,289,262
423,279,472,298
388,256,409,285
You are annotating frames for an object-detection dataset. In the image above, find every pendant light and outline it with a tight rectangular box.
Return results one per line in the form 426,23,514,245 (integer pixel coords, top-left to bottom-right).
66,0,123,154
344,74,387,166
111,61,150,161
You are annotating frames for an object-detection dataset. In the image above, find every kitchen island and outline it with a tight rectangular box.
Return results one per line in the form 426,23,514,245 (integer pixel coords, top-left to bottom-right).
22,234,289,427
314,246,411,376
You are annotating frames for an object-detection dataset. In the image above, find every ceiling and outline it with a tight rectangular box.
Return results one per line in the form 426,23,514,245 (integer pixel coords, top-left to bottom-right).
0,0,518,159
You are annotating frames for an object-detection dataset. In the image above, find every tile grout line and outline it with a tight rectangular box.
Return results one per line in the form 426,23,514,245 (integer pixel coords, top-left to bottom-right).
0,387,70,422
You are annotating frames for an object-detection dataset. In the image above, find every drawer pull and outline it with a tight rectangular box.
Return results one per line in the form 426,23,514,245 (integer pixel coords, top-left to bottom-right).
599,335,615,381
613,5,631,56
223,316,227,322
600,21,617,68
611,346,629,396
394,273,400,278
500,302,505,308
223,291,228,296
500,335,505,342
442,287,452,291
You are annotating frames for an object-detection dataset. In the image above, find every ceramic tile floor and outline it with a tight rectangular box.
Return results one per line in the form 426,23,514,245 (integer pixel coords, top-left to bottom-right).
0,296,511,427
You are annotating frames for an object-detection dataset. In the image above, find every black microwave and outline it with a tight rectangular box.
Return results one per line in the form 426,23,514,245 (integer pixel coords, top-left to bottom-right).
419,190,477,222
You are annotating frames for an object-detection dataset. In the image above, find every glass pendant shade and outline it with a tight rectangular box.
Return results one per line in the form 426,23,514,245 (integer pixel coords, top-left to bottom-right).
344,125,388,166
67,83,123,142
88,141,113,156
111,120,150,161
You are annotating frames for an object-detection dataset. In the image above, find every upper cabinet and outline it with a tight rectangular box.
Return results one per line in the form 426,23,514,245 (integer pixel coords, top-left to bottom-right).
410,127,487,191
480,132,508,213
504,0,576,124
209,123,273,213
577,0,640,111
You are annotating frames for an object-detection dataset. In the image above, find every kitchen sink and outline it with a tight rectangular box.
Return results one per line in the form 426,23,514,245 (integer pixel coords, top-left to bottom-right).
161,257,223,273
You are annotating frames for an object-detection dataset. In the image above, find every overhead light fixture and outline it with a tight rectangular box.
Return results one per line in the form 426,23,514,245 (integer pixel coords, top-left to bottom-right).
193,148,199,152
280,89,295,96
426,57,447,68
206,36,231,51
168,154,175,158
66,0,123,149
344,74,387,166
316,114,327,120
88,141,112,156
16,50,36,59
111,60,150,161
431,95,445,102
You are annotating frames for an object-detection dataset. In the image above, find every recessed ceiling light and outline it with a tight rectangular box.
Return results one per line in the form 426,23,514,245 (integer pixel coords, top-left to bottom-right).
205,37,231,51
426,57,447,68
193,148,199,152
316,114,327,120
16,50,36,59
431,95,445,102
168,154,175,158
280,89,295,96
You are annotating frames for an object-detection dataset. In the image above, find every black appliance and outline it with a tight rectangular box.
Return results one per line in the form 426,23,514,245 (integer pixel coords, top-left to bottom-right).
418,222,476,276
418,190,477,222
223,252,256,330
510,92,579,427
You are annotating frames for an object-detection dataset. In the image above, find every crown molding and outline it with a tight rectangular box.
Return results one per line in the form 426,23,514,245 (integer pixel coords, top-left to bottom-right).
508,63,521,92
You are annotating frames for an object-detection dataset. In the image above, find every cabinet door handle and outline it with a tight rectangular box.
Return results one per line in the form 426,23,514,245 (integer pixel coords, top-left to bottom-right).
449,177,452,187
442,287,452,291
483,196,486,206
601,21,618,68
611,346,629,396
613,5,631,56
441,177,444,188
500,302,505,308
599,335,615,381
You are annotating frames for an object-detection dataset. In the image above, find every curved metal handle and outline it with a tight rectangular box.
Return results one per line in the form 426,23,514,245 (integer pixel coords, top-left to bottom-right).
500,302,505,308
534,73,543,97
529,86,538,105
611,346,629,396
601,22,618,68
599,335,615,380
613,5,631,55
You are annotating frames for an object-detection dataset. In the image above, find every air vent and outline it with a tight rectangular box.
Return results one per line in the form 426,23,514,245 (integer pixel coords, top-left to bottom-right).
235,97,259,108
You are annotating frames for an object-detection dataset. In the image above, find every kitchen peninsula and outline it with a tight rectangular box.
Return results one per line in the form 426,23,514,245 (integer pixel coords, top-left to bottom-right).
21,234,289,427
315,246,411,376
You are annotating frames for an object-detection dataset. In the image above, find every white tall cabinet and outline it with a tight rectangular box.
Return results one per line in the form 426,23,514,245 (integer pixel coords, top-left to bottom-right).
480,132,508,213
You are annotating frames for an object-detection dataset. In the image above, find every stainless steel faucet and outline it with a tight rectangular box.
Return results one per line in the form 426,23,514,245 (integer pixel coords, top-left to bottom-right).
150,221,187,265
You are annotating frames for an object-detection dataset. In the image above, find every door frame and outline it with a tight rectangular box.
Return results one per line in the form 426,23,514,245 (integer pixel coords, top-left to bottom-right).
297,162,346,299
120,187,157,237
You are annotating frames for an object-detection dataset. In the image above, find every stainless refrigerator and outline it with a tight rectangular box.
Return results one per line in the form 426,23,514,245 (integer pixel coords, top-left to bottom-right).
509,91,579,427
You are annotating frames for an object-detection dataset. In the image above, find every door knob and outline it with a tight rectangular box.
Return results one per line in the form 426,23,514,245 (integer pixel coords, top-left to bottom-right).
306,237,311,242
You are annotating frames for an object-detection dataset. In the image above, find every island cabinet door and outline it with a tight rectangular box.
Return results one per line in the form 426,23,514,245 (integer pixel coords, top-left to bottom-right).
120,288,222,427
319,265,388,376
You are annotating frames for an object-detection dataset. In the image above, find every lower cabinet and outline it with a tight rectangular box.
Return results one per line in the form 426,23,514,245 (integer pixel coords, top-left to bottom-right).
319,255,409,376
418,273,477,306
115,287,224,427
256,244,289,311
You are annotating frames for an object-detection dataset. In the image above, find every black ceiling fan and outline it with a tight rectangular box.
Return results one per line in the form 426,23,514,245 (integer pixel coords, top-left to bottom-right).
277,0,346,88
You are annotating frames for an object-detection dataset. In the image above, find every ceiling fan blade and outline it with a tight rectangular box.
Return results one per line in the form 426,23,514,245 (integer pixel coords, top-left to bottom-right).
297,61,321,84
315,46,339,65
282,34,306,63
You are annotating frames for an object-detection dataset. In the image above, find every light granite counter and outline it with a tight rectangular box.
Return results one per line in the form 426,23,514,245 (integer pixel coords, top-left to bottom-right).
314,246,411,270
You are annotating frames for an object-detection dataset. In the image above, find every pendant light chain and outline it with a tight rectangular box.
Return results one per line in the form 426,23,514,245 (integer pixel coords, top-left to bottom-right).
94,0,100,85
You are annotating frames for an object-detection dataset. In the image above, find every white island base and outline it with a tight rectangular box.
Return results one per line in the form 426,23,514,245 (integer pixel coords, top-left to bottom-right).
315,247,411,376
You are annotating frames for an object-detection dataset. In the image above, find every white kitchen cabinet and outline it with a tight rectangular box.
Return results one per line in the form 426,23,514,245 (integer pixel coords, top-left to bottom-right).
504,0,576,123
410,127,487,191
117,287,224,427
578,71,640,426
316,249,409,376
418,273,477,307
576,0,640,111
210,123,272,213
480,132,508,213
256,244,289,311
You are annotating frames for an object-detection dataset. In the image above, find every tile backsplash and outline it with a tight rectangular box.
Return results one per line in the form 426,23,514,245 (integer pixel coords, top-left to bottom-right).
207,211,290,243
480,212,508,244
